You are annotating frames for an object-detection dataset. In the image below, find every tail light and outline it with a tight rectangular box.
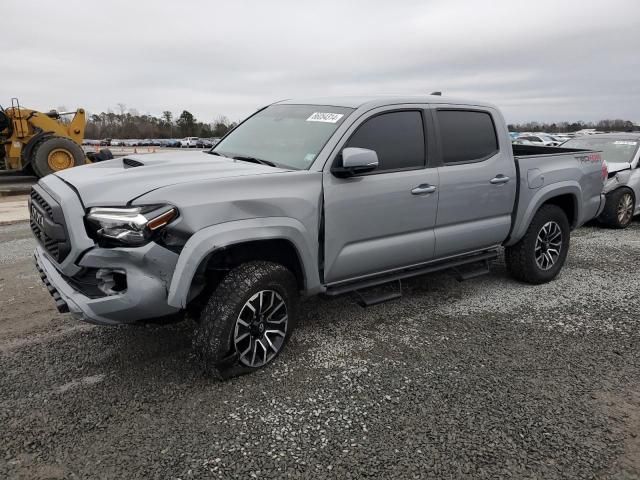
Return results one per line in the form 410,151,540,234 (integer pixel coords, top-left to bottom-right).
601,161,608,181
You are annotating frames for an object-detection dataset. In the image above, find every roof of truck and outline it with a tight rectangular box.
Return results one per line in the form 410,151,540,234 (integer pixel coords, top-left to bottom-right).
275,95,498,110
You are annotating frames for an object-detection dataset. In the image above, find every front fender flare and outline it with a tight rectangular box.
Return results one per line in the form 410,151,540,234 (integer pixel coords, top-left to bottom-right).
167,217,320,308
603,172,631,195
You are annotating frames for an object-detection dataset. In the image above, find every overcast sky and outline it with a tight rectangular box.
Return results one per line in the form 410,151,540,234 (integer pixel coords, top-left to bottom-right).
3,0,639,124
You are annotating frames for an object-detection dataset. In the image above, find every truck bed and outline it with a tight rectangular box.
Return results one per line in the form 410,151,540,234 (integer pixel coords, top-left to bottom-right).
507,144,604,245
512,143,593,157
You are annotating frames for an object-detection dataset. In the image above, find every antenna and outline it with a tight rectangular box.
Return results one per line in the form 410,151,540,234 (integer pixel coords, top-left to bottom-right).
430,91,442,96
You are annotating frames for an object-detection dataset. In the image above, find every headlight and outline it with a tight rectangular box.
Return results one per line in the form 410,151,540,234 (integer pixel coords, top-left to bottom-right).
86,205,178,246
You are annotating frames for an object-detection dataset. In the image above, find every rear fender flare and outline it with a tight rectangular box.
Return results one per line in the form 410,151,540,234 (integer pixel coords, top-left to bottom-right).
167,217,320,308
506,182,581,246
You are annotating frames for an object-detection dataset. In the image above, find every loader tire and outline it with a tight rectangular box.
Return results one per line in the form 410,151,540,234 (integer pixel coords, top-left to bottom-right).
31,137,86,178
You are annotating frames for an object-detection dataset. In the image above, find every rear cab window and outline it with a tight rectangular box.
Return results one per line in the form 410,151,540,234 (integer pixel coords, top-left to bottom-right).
436,109,499,164
344,110,425,172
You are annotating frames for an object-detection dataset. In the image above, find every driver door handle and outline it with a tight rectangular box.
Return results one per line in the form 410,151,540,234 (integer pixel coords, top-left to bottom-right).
411,184,437,195
490,175,510,185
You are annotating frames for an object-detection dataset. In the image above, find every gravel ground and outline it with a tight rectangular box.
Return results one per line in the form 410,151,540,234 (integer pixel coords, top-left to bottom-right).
0,221,639,479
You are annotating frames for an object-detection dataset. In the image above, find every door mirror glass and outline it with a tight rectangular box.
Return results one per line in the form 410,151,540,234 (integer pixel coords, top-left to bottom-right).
332,147,379,177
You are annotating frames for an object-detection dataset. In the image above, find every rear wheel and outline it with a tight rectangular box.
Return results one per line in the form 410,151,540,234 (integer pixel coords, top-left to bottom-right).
598,188,635,229
31,136,86,177
193,261,298,379
505,204,570,284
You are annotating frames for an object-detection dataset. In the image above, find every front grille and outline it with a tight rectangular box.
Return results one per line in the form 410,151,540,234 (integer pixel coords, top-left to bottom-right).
30,187,70,263
30,189,53,217
30,220,60,258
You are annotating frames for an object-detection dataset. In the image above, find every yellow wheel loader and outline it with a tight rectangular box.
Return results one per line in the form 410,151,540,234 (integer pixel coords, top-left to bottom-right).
0,98,111,178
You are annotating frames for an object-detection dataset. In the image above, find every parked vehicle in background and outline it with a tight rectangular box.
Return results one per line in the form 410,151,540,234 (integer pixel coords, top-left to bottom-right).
158,139,180,148
180,137,200,148
574,129,601,136
562,133,640,228
30,95,606,378
553,134,572,144
517,134,561,146
99,138,111,146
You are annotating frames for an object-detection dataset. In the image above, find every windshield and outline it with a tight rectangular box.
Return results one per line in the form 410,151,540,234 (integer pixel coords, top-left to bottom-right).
212,104,354,170
562,137,639,164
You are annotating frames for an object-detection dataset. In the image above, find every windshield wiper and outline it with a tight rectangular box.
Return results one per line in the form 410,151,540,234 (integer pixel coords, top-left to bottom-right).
207,150,228,158
232,155,278,168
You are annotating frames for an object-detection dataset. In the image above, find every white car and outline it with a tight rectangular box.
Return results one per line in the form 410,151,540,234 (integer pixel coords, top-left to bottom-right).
562,133,640,228
180,137,200,148
516,134,561,147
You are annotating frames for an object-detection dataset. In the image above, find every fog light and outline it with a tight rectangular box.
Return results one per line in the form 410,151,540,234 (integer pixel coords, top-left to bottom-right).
96,269,127,295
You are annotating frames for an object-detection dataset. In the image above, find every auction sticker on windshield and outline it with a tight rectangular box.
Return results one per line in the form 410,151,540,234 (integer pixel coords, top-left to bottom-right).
307,112,344,123
613,141,638,146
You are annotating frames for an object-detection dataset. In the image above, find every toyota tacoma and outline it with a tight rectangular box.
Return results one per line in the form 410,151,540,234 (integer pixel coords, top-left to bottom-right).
31,95,607,378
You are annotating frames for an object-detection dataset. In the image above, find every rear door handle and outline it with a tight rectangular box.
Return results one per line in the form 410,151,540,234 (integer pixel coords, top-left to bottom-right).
490,175,510,185
411,184,437,195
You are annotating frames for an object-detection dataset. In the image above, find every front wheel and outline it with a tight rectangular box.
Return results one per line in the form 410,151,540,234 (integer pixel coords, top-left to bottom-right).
193,261,299,379
505,204,570,284
598,188,635,229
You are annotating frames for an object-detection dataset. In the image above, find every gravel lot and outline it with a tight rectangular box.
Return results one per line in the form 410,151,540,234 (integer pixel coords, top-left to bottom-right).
0,221,639,479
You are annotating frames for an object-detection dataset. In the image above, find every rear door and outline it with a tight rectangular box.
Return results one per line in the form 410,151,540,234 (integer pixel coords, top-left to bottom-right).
432,107,517,258
323,106,439,284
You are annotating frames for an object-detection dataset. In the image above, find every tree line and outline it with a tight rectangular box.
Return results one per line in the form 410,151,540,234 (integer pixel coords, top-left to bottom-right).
82,107,638,138
84,106,237,140
508,119,637,133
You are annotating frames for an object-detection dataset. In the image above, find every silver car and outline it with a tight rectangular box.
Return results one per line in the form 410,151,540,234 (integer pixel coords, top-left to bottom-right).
562,133,640,228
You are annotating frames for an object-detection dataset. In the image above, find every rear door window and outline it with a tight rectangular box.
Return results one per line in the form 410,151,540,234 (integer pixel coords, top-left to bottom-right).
437,110,499,164
345,111,425,172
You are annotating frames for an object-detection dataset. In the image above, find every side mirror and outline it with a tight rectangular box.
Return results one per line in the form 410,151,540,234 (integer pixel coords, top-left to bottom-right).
332,147,379,178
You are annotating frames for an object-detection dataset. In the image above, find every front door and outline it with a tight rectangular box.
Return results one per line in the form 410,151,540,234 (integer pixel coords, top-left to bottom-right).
323,108,439,284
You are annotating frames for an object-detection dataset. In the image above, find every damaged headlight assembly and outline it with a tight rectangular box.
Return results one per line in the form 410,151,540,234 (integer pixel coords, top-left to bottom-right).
86,205,178,246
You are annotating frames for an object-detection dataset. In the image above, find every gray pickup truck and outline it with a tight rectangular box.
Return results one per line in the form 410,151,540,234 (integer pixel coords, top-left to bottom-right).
31,95,606,377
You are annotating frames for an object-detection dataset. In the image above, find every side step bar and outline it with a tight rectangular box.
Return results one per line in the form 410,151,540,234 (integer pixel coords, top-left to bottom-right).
325,250,499,299
453,259,491,282
354,280,403,307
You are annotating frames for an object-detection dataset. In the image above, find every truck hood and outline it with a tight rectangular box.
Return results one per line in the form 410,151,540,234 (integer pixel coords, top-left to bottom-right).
54,151,289,206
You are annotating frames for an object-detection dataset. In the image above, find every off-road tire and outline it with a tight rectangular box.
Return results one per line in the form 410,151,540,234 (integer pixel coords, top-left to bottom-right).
193,261,298,379
31,136,86,177
598,188,635,229
505,204,570,284
86,148,115,163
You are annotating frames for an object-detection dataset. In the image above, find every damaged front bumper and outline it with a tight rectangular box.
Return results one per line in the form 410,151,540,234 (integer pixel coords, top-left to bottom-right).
34,243,180,325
